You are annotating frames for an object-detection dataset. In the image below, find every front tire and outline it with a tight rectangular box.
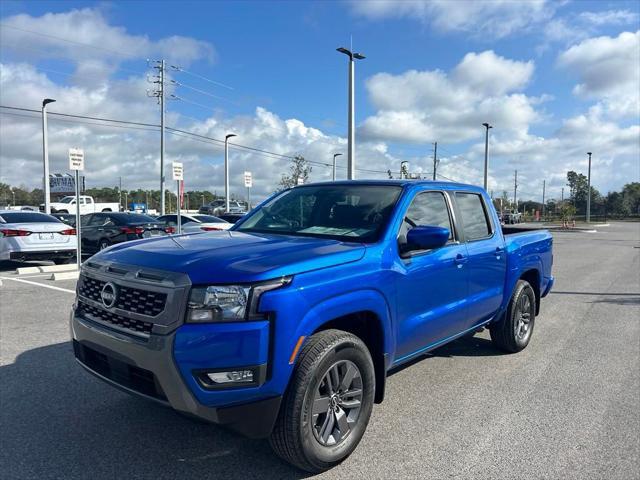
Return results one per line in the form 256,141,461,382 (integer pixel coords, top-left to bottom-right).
269,329,375,473
490,279,536,353
98,239,110,251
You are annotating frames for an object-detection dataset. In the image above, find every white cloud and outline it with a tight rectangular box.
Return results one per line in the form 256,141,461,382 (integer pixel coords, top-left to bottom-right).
0,8,215,68
349,0,554,39
360,51,539,144
578,9,639,27
558,30,640,117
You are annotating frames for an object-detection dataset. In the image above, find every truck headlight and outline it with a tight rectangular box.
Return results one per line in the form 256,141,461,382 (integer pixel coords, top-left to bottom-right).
187,276,291,323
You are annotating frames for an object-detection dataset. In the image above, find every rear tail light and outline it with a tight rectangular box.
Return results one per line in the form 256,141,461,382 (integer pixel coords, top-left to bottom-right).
201,226,222,231
120,227,144,235
165,226,176,234
0,229,31,237
60,228,76,235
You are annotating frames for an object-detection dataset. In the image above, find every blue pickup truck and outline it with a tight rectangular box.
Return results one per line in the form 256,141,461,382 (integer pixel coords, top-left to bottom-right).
71,180,553,472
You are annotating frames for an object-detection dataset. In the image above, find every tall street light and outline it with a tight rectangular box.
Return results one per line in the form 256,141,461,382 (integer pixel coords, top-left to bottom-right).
586,152,592,223
224,133,237,213
332,153,342,181
42,98,56,214
337,47,365,180
482,122,493,191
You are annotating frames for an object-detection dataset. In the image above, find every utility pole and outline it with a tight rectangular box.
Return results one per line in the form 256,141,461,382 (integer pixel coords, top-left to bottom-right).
147,59,166,215
337,46,365,180
561,187,564,203
542,180,546,220
514,170,518,212
333,153,342,181
224,133,237,213
119,176,122,211
482,123,493,190
586,152,592,222
41,98,56,214
432,141,438,181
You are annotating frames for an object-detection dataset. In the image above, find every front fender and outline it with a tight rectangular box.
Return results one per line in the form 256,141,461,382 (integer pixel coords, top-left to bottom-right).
295,289,394,357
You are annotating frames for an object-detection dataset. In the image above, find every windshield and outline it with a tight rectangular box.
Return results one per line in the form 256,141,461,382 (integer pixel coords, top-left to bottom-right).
59,196,74,204
235,184,402,243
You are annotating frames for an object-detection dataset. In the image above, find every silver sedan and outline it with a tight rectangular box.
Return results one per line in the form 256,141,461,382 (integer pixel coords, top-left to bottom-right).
0,210,77,264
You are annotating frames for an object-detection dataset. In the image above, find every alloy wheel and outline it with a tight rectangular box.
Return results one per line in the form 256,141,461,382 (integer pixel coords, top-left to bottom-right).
311,360,363,447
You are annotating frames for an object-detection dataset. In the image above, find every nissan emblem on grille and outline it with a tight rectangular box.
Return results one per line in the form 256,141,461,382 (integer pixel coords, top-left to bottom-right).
100,282,118,308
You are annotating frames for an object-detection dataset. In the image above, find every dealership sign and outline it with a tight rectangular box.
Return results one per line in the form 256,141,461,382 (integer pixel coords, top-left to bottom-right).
49,174,84,193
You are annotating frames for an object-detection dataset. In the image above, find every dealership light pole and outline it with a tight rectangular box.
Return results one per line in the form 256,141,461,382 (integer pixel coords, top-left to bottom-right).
482,122,492,191
586,152,592,222
224,133,237,213
332,153,342,181
42,98,56,213
337,47,365,180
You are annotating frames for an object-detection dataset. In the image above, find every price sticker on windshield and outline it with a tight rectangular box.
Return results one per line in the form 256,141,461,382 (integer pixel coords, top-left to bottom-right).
172,162,184,181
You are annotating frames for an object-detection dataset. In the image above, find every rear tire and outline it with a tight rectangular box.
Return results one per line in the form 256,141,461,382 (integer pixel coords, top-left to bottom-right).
490,279,536,353
269,329,375,473
98,239,110,251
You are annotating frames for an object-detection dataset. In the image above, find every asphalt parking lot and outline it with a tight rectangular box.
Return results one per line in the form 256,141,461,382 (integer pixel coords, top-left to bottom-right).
1,222,639,480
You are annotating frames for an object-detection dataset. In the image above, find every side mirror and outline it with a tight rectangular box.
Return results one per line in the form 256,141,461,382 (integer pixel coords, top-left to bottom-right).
406,225,450,252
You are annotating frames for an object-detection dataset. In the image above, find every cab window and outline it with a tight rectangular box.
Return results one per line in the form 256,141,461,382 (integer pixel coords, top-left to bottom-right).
398,191,454,253
455,192,492,241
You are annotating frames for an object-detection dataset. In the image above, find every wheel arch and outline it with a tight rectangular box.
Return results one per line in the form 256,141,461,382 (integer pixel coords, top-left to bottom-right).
519,268,541,315
311,308,389,404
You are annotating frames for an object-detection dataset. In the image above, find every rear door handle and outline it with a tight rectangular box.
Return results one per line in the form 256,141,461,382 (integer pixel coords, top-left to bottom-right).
454,254,468,268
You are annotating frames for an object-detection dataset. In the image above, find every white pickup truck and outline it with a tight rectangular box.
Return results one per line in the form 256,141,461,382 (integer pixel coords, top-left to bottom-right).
43,196,120,215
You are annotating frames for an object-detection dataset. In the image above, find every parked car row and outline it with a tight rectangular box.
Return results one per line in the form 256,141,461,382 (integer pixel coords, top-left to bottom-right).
0,210,77,264
1,208,244,264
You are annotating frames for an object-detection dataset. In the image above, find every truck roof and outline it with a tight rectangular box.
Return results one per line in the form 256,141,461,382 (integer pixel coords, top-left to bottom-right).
300,179,484,191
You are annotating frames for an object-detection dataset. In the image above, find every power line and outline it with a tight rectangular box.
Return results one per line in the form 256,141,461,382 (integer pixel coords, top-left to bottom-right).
170,80,237,105
0,110,159,132
169,65,234,90
0,104,396,176
0,105,158,127
0,23,145,68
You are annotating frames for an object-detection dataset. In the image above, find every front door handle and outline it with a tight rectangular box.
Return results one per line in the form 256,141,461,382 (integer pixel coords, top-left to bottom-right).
454,254,468,268
495,247,504,260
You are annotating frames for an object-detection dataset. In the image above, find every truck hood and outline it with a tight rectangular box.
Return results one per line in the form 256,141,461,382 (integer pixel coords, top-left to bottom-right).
96,231,366,284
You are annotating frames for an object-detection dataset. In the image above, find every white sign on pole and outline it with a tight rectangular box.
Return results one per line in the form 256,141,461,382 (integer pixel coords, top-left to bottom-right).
297,177,304,185
172,162,183,181
244,171,253,188
68,148,85,171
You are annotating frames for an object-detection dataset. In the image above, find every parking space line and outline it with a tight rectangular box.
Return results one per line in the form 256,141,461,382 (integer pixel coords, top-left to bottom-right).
0,276,76,294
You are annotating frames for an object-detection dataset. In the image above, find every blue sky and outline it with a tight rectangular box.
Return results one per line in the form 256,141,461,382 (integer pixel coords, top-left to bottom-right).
1,0,639,201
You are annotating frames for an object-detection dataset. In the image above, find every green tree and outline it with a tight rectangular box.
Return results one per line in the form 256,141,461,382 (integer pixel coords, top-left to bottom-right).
278,155,312,191
621,182,640,215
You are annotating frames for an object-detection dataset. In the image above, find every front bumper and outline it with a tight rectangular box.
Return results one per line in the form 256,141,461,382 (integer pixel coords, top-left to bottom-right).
71,313,281,438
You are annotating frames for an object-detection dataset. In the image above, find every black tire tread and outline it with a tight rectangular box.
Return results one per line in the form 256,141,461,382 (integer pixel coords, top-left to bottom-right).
269,329,368,472
490,279,535,353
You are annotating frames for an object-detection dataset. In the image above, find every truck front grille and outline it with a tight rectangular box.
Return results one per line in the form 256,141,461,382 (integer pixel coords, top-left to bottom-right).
79,275,167,317
77,300,153,336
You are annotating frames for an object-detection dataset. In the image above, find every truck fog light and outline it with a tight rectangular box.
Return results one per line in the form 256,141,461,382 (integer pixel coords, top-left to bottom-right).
207,370,254,384
188,309,214,322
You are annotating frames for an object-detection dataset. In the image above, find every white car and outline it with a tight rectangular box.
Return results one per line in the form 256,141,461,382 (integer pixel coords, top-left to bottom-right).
44,195,119,215
0,210,77,264
156,214,233,234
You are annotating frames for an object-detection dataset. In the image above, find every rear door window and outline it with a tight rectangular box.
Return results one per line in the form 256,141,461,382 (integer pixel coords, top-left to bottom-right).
455,193,492,241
